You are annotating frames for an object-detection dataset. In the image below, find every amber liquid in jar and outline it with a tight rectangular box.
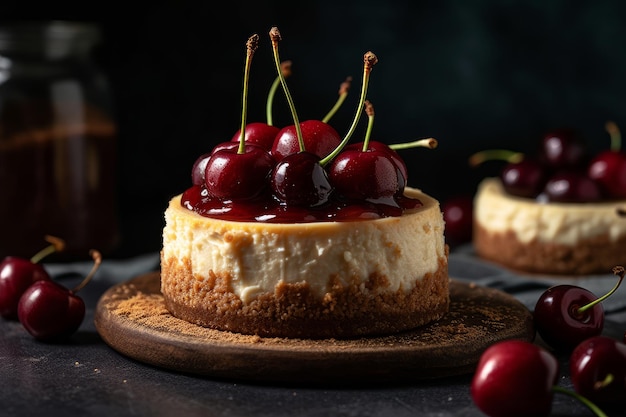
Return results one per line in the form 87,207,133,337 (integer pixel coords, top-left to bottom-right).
0,21,120,260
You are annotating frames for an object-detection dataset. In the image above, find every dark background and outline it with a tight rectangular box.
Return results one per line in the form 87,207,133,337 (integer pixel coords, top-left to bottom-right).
2,0,626,259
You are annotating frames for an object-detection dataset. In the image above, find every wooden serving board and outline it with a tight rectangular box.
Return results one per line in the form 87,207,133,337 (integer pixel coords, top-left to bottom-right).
94,272,535,384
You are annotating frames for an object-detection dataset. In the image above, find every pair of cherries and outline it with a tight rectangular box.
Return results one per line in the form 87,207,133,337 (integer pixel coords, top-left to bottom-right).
0,236,100,342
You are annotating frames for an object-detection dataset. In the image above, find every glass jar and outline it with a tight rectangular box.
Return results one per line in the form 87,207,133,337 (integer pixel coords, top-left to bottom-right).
0,21,119,261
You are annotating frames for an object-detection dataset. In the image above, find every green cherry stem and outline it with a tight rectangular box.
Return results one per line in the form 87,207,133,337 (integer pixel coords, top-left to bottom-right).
237,33,260,154
30,235,65,264
551,386,608,417
578,265,625,314
270,27,305,153
389,138,438,151
266,60,291,126
322,76,352,124
320,51,378,166
605,121,621,152
72,250,101,293
468,149,524,168
361,100,438,152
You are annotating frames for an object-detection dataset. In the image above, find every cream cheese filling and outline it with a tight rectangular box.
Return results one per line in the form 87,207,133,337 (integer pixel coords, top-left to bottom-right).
162,187,446,304
474,178,626,245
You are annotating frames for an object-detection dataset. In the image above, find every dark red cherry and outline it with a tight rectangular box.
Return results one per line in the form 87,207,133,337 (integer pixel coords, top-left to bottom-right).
588,151,626,199
542,171,602,203
271,151,332,207
500,158,548,198
231,122,280,151
471,340,559,417
328,149,401,205
538,128,589,170
0,236,64,320
533,284,604,352
0,257,51,320
441,194,474,247
18,280,86,341
191,152,212,185
271,120,342,160
570,335,626,409
204,144,275,201
17,249,101,342
345,140,407,188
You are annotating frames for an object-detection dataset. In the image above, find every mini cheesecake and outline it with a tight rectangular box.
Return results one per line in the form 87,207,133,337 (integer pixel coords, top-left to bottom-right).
474,177,626,275
161,187,449,339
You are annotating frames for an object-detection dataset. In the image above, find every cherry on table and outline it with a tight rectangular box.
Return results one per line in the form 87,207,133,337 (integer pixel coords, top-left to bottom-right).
441,194,474,247
0,235,64,320
533,265,624,352
470,340,559,417
17,249,101,342
570,335,626,410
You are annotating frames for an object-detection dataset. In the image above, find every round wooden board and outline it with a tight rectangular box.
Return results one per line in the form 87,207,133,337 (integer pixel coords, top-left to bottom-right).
94,272,535,385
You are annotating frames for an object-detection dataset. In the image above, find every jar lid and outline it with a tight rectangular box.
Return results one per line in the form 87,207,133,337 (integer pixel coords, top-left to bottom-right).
0,20,101,59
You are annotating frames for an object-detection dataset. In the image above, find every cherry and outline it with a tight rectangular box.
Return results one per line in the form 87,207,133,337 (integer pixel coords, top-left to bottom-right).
472,339,610,417
0,235,64,320
231,122,280,151
533,266,624,352
17,249,101,342
587,121,626,199
441,194,474,247
570,335,626,410
329,148,402,205
272,120,342,161
538,127,589,170
541,170,602,203
204,144,275,201
271,151,332,207
501,158,549,198
471,340,560,417
468,150,547,198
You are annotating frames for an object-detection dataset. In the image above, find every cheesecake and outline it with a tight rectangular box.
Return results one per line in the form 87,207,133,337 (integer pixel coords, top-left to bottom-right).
161,187,449,339
473,177,626,275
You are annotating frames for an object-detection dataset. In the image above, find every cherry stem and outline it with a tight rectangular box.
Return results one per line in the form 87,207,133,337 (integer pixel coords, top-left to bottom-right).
360,100,375,151
468,149,524,167
605,121,621,152
322,76,352,124
270,27,305,153
320,51,378,167
236,34,260,155
594,373,614,390
30,235,65,264
578,265,624,314
72,249,102,293
266,60,291,126
389,138,438,151
552,385,608,417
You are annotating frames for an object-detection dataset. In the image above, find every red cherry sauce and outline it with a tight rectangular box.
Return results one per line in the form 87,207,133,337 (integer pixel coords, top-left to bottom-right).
181,185,422,223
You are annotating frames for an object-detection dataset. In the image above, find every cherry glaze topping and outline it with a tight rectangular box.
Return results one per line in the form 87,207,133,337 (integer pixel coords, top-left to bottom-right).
181,184,422,223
